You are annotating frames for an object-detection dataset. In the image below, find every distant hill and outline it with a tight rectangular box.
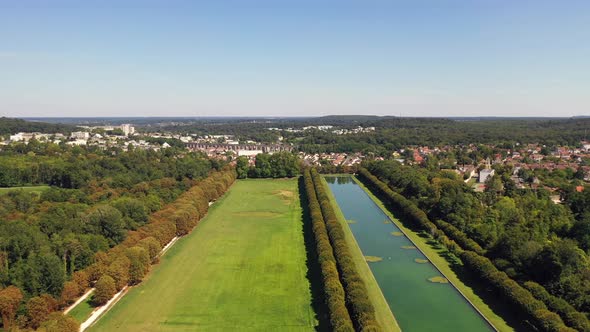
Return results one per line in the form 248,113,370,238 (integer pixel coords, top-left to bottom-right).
0,117,78,135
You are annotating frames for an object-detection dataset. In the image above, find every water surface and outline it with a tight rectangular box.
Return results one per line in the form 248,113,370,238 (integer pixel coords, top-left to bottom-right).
326,176,493,332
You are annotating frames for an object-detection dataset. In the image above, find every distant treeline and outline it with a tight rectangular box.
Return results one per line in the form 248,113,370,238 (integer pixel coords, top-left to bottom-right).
132,115,590,153
0,117,79,136
298,118,590,154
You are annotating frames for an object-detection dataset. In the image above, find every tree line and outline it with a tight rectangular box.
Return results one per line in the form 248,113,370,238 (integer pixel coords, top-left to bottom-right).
303,169,354,331
0,117,78,137
357,167,588,332
307,168,380,331
0,168,235,331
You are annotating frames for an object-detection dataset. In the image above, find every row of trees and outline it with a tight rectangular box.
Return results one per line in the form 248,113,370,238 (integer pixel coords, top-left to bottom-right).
461,251,578,332
310,169,380,331
524,281,590,331
0,169,236,331
358,167,589,331
79,168,237,306
302,169,354,331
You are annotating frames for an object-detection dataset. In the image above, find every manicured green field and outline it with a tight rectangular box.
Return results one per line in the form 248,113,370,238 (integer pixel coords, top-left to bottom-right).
89,179,318,331
0,185,50,195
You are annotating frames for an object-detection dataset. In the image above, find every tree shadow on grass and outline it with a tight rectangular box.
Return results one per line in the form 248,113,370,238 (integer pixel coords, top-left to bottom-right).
298,177,331,332
357,177,533,332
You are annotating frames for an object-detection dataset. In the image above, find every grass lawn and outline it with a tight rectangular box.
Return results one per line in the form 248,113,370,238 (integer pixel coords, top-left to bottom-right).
320,176,401,332
68,293,95,323
351,176,515,332
0,185,50,195
89,179,320,332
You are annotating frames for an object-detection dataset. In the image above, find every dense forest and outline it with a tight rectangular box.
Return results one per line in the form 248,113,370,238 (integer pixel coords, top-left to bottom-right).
297,118,590,154
12,116,590,151
0,142,229,330
362,160,590,329
130,116,590,151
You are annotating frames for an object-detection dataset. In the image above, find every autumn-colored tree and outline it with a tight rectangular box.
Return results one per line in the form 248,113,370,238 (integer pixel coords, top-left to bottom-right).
72,270,89,290
40,293,59,312
37,312,79,332
125,246,150,285
27,296,55,329
59,281,80,306
86,251,109,283
0,285,23,330
107,255,130,290
138,236,161,263
93,275,116,306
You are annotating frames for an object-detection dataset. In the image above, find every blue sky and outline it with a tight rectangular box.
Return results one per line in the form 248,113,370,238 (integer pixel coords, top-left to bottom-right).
1,0,589,117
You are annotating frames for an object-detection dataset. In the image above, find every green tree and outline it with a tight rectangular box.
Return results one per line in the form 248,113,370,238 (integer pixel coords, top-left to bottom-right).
93,275,116,306
125,246,150,285
86,205,126,246
236,156,249,179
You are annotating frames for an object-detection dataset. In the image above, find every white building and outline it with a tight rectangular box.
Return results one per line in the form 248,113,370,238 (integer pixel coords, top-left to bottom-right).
238,149,263,156
120,124,135,136
9,133,24,142
479,169,495,183
67,139,87,146
71,131,90,140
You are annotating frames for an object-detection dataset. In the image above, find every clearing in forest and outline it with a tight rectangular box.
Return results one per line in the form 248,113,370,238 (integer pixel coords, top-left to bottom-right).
89,179,318,331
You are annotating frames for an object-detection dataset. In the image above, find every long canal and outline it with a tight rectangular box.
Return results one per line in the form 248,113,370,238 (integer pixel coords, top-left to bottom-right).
325,176,493,332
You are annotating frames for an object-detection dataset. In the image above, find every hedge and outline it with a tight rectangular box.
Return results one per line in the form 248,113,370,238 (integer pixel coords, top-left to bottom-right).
432,219,486,256
524,281,590,332
303,169,354,331
460,251,576,332
310,169,380,331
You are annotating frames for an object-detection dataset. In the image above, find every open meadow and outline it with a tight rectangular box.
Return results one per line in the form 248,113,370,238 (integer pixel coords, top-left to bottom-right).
89,179,319,331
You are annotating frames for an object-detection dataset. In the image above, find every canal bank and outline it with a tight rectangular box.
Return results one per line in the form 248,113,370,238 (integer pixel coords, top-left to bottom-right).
324,176,498,332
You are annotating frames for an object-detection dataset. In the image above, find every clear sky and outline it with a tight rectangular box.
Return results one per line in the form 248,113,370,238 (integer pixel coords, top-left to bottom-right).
1,0,589,117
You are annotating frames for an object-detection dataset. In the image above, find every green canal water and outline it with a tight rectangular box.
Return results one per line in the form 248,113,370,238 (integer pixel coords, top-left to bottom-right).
325,176,493,332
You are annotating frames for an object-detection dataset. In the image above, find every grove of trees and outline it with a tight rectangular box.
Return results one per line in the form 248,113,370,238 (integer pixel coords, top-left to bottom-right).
235,152,300,179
